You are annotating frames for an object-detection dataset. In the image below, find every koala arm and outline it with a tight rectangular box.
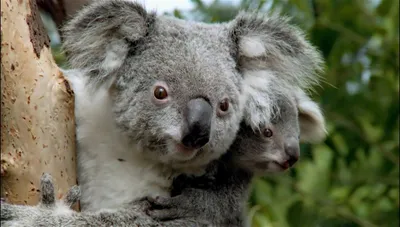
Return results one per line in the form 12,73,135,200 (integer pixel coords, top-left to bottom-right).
1,173,162,227
147,161,251,227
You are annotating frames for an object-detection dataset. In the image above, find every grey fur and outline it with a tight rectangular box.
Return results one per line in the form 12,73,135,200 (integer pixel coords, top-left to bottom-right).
0,0,327,226
1,174,210,227
1,174,160,227
62,0,245,212
146,90,303,227
231,11,324,88
63,185,81,207
229,11,324,130
40,173,56,207
63,0,244,171
0,90,324,227
142,84,326,226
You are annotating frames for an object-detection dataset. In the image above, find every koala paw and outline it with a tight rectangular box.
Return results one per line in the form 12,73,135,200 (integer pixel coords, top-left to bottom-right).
146,188,206,221
1,173,80,227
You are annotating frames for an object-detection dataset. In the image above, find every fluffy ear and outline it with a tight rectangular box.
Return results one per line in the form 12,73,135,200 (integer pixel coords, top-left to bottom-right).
62,0,155,84
230,11,324,90
294,89,327,143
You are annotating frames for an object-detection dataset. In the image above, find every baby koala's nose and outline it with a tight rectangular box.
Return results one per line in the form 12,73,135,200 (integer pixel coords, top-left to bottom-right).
284,139,300,167
287,154,299,167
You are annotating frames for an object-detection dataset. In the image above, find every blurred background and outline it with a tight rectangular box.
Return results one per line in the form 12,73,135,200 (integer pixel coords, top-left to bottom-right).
41,0,399,226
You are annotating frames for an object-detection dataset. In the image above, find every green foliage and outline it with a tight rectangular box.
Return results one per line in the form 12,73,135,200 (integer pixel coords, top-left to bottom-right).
172,0,399,226
46,0,399,226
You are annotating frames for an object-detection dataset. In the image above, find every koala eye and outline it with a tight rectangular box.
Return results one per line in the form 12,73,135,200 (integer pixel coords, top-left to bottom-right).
154,86,168,100
217,98,229,116
263,128,273,138
219,99,229,111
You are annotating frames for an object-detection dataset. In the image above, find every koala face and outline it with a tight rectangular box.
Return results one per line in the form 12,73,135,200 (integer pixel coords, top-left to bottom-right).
111,19,243,168
63,1,326,173
234,93,300,174
62,1,244,170
232,86,326,175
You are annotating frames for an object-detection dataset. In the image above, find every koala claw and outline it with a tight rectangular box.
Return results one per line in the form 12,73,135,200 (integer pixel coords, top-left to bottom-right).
147,188,204,221
40,173,56,206
129,197,153,211
0,173,80,226
146,195,185,221
63,185,81,207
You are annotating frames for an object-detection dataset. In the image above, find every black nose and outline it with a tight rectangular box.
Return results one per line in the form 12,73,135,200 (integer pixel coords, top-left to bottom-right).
181,98,212,149
287,155,298,167
285,140,300,167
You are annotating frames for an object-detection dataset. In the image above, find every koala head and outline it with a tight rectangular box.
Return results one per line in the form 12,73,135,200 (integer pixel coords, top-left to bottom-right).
233,88,326,175
62,0,244,170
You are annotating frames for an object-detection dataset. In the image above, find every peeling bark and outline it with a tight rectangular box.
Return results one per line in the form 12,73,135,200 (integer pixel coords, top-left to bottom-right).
1,0,77,210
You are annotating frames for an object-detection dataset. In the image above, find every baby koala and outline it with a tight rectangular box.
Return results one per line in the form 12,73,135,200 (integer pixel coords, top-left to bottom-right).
145,89,326,226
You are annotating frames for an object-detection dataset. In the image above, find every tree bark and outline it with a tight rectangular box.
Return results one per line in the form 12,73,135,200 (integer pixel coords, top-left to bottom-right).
1,0,77,210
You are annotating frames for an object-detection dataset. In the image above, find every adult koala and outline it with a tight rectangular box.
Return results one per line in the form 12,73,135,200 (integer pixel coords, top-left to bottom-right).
62,0,246,212
1,0,324,226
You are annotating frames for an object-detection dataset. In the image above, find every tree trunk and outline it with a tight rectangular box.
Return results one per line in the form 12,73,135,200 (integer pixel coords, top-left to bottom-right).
1,0,77,210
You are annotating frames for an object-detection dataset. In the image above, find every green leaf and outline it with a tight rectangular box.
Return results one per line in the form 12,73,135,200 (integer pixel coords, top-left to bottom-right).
286,201,319,227
331,133,349,156
297,144,334,195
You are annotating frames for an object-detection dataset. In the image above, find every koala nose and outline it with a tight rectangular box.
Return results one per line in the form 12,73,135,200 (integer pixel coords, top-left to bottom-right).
284,139,300,167
181,98,212,149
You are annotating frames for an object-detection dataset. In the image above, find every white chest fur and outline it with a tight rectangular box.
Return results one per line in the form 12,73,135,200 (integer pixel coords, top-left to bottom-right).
67,72,173,211
76,137,173,211
77,149,173,211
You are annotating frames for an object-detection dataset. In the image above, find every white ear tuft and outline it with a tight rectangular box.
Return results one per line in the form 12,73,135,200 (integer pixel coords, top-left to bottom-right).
102,40,129,73
295,90,327,143
239,36,266,58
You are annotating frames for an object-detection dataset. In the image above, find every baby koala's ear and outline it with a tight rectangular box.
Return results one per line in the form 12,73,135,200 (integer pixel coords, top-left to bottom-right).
295,89,327,143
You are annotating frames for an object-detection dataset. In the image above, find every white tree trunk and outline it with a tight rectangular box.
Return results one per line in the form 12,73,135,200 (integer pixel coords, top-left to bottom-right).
1,0,77,210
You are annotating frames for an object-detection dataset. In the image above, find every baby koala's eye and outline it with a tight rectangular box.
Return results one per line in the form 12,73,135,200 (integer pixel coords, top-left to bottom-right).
154,86,168,100
263,128,273,138
217,98,230,117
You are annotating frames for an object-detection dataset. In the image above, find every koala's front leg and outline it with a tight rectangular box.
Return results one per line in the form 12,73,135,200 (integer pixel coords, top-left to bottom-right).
147,184,243,226
1,173,80,227
1,173,162,227
146,188,212,223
